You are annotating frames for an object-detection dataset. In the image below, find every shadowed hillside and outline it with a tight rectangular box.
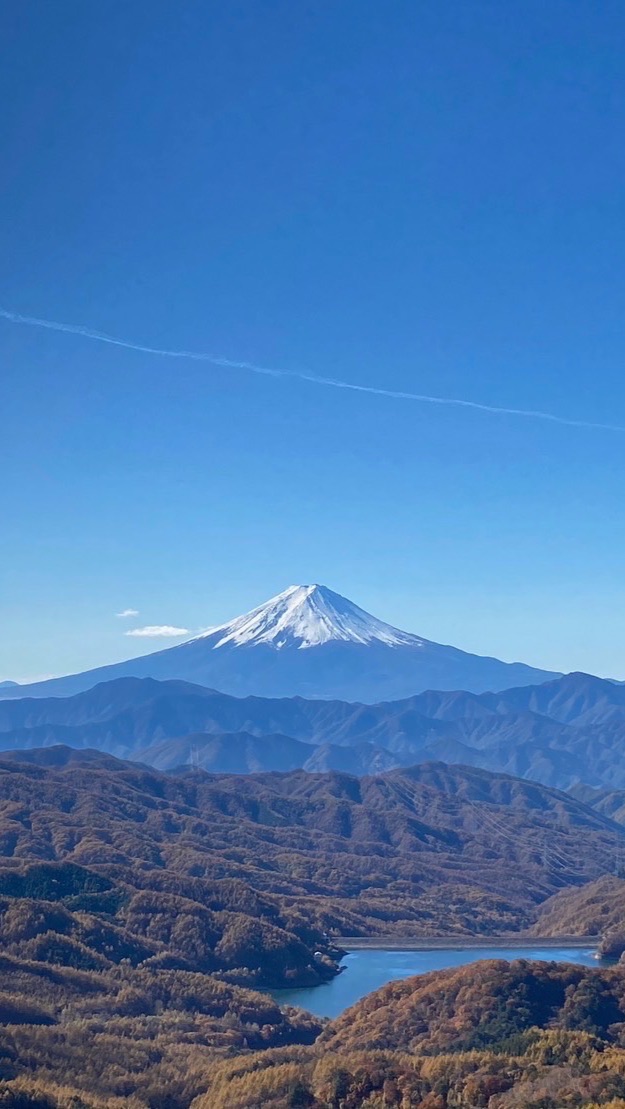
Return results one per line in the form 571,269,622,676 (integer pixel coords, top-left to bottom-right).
4,671,625,790
0,753,619,936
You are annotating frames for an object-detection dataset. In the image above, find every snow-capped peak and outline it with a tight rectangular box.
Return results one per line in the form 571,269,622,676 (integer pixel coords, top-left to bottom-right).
196,584,425,651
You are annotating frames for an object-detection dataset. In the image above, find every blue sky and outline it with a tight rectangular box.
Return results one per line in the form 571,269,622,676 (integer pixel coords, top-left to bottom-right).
2,0,625,681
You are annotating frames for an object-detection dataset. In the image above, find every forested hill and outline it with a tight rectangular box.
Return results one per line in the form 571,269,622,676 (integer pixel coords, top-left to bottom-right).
196,960,625,1108
0,754,622,1106
0,750,620,936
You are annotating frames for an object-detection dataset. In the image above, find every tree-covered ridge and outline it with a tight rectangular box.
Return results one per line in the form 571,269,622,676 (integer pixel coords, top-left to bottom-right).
0,861,337,989
0,758,624,1106
0,951,322,1108
8,956,625,1107
533,877,625,940
322,959,625,1054
195,960,625,1109
0,756,618,937
194,1039,625,1109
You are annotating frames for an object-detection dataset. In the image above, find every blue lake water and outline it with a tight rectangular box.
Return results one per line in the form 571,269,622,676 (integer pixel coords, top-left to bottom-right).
271,945,598,1018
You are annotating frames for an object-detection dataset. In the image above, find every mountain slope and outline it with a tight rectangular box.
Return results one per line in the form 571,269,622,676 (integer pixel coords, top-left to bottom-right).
0,754,618,934
3,671,625,790
0,584,560,701
0,754,622,1109
135,732,401,775
138,731,317,773
532,875,625,937
198,959,625,1109
320,959,622,1054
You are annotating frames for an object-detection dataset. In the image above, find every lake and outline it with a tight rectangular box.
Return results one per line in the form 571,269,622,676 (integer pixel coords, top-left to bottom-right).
271,944,599,1018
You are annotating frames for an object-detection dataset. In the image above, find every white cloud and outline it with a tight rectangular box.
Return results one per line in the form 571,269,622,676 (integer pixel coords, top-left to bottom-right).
125,625,189,638
116,608,139,618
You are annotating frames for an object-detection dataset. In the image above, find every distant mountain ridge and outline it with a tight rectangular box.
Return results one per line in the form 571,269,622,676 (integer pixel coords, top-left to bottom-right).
0,584,560,701
1,670,625,789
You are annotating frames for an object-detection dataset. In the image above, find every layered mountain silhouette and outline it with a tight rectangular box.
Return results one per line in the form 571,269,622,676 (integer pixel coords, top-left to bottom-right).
0,584,559,701
1,669,624,790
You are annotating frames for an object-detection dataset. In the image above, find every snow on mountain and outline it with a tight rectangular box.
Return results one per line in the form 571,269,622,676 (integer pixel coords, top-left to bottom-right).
0,584,562,702
197,584,422,650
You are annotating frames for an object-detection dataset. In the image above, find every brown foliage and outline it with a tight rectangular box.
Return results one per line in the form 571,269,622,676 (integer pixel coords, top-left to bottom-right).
533,877,625,939
0,759,616,942
0,760,623,1107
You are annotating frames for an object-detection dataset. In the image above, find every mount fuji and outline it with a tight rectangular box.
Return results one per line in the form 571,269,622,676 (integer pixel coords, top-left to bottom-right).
1,584,560,702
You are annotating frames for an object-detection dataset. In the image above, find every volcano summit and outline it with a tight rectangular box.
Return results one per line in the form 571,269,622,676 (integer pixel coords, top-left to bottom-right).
1,585,559,702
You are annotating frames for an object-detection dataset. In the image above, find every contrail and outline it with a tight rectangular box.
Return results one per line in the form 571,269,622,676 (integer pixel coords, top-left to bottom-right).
1,306,622,432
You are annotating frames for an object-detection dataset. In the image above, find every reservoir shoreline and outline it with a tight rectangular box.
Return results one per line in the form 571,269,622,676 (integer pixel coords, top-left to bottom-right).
338,934,599,951
272,943,600,1019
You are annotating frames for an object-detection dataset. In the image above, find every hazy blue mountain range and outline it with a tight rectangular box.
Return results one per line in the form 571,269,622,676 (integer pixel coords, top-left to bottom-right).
0,584,559,702
1,670,625,790
569,783,625,826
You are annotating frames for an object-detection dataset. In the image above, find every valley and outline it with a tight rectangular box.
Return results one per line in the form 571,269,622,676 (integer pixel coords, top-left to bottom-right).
2,590,625,1106
0,703,623,1106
